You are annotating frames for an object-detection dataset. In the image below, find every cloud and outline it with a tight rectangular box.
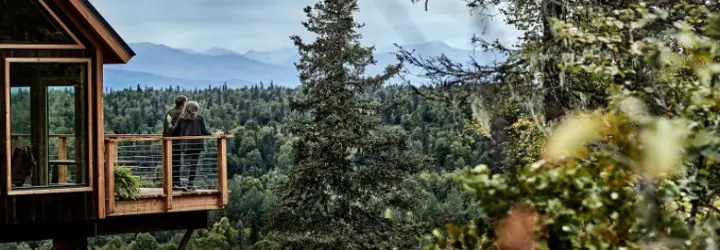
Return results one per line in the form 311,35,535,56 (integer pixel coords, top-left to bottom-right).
90,0,519,52
373,0,428,45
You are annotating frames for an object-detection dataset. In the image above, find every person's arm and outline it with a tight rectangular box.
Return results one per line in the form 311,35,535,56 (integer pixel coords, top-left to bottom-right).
200,117,212,136
162,111,171,135
172,118,183,136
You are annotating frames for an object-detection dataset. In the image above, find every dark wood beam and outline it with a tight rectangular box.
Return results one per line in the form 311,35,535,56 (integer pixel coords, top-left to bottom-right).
94,211,209,236
0,211,209,243
0,221,95,243
178,229,194,250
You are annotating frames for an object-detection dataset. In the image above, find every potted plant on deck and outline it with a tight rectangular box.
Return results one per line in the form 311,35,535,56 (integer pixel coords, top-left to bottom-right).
114,165,141,200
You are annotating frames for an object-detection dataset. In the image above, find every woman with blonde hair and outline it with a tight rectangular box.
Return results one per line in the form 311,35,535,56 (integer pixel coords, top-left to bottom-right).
172,101,211,191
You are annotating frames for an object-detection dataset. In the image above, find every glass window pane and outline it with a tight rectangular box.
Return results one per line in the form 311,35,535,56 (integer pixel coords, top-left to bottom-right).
9,62,86,188
48,86,79,185
0,0,74,44
10,87,32,164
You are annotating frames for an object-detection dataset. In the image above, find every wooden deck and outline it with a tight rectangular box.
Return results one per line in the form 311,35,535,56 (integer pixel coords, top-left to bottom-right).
112,194,223,217
104,135,231,217
6,134,231,219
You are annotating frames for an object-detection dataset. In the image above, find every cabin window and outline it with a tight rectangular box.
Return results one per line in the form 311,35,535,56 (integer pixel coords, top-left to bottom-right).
7,61,88,189
0,0,75,44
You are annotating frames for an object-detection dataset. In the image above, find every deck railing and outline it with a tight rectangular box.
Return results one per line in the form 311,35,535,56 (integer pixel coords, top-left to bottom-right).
104,134,231,215
10,134,77,184
8,133,232,215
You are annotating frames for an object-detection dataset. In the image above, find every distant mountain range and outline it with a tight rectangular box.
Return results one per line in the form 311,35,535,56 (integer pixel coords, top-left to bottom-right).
103,41,503,90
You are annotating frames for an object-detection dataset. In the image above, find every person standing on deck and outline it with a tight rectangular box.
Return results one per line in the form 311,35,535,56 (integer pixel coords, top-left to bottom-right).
164,95,187,191
163,95,187,136
172,101,212,191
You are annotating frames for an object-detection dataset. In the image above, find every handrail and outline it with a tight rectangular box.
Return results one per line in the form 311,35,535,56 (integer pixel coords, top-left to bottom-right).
12,133,161,138
106,135,233,142
104,134,163,138
10,134,72,184
11,133,234,141
10,134,75,137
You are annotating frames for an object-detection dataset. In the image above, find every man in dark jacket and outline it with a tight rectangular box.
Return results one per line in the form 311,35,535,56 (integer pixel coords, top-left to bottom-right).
163,95,187,136
164,95,187,190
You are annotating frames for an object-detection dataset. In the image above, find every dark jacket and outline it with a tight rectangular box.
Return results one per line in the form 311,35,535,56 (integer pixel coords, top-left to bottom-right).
163,107,183,136
172,115,212,152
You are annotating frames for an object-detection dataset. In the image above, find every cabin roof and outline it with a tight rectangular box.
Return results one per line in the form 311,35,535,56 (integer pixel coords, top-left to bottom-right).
65,0,136,64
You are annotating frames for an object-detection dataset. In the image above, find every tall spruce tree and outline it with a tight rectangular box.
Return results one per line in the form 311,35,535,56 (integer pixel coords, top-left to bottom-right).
273,0,424,249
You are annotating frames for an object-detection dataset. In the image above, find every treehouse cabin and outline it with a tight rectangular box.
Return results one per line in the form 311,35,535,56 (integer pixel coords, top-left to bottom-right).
0,0,231,248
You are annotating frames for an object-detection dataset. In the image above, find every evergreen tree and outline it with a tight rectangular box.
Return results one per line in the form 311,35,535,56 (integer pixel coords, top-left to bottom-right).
273,0,424,249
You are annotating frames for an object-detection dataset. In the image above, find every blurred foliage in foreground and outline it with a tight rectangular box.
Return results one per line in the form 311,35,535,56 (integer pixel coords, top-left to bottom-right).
421,2,720,249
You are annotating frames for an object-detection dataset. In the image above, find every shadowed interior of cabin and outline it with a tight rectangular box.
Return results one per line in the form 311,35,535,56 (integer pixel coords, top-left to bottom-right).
9,62,87,189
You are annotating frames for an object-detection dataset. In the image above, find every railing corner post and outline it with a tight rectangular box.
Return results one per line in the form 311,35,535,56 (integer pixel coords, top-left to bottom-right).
105,140,117,215
217,137,228,207
162,137,173,211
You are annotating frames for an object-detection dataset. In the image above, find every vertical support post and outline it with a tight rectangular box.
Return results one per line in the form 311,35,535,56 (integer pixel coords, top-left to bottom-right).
57,136,68,184
162,138,173,211
178,229,194,250
96,48,106,220
4,60,11,193
217,137,228,207
105,140,117,215
31,80,49,186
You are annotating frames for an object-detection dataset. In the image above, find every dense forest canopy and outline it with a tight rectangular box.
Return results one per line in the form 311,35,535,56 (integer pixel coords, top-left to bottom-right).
1,85,486,249
4,0,720,249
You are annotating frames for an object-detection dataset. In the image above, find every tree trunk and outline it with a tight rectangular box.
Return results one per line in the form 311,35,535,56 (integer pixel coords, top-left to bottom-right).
540,0,567,123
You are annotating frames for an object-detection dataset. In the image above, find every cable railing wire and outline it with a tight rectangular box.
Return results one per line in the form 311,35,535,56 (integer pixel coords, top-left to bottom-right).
113,139,220,196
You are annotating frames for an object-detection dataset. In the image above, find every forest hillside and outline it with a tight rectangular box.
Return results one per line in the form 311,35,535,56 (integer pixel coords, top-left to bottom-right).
4,0,720,249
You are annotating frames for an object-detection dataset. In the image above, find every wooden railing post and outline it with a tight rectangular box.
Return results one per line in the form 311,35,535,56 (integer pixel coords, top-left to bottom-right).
217,137,228,207
105,140,117,215
162,138,173,211
57,136,68,184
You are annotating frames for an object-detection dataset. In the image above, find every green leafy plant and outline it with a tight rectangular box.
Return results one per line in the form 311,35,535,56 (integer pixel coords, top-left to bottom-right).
115,166,141,200
423,2,720,249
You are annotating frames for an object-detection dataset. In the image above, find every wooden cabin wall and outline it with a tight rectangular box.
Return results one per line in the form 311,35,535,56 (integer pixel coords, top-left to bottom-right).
0,48,101,226
0,0,108,226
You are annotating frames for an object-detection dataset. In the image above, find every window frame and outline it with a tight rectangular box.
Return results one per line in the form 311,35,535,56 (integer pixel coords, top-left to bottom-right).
0,0,85,50
4,57,93,196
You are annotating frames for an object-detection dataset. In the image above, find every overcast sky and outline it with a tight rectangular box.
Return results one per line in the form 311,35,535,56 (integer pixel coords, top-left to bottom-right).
91,0,520,53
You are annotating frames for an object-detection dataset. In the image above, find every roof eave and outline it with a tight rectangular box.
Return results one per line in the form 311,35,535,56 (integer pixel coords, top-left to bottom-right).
71,0,135,64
